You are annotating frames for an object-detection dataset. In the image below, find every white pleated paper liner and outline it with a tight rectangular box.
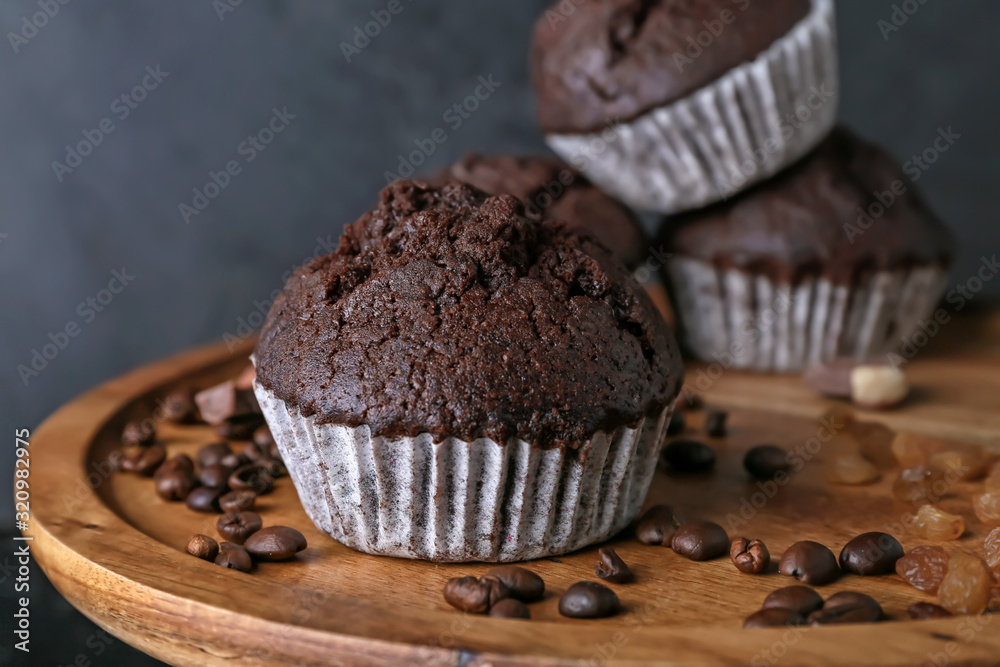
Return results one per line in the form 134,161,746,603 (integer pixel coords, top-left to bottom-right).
254,381,672,562
545,0,838,214
666,257,947,372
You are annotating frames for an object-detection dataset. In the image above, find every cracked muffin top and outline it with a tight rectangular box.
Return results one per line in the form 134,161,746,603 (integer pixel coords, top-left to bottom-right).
531,0,811,134
428,153,649,269
254,180,682,448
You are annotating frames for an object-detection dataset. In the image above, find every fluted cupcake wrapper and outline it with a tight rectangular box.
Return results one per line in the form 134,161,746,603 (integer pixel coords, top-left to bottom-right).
253,382,671,562
667,256,948,372
545,0,838,214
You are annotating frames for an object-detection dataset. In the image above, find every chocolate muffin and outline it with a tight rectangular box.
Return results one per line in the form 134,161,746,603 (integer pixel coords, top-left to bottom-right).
658,127,955,372
532,0,838,214
254,180,682,561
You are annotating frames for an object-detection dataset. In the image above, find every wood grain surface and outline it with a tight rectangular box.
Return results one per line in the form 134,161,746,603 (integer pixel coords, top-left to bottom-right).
24,310,1000,666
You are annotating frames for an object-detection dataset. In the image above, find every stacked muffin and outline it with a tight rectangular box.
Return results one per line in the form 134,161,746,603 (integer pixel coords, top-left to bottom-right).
531,0,954,371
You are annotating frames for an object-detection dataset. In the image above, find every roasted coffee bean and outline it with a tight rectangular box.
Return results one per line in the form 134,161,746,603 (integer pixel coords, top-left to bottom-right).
186,534,219,561
219,489,257,514
155,454,194,480
762,586,824,616
595,547,633,583
197,442,233,468
121,420,156,447
743,608,805,629
186,486,224,513
666,411,686,436
215,414,266,441
907,602,953,620
671,520,728,561
779,541,840,585
216,511,263,545
661,440,715,474
132,444,166,476
807,591,882,625
558,581,620,619
195,380,260,425
731,537,770,574
244,526,307,561
118,447,141,473
482,565,545,602
839,532,903,576
229,464,274,495
443,576,510,614
253,425,275,448
743,445,791,480
163,388,198,424
239,441,265,462
705,410,728,437
215,541,252,572
636,504,680,546
199,463,235,489
220,452,251,470
489,598,530,619
256,457,287,479
155,469,195,502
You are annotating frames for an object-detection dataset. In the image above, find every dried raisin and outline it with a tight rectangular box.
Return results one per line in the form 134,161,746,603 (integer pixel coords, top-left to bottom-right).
827,453,879,485
986,462,1000,492
984,527,1000,578
937,555,992,615
895,545,950,594
928,448,988,482
906,505,965,541
972,492,1000,526
893,467,948,505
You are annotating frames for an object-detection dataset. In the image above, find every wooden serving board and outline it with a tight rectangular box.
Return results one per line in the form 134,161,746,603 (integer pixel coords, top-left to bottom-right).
25,311,1000,667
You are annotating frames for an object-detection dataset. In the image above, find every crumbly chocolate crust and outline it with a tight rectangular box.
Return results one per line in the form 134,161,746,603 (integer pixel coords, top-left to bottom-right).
531,0,811,134
255,180,682,448
658,127,955,284
429,154,649,269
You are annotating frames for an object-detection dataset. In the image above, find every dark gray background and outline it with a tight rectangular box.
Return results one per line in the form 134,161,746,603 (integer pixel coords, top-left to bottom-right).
1,1,998,664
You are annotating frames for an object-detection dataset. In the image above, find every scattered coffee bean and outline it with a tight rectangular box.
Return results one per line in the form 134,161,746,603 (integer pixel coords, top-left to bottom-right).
807,591,882,625
443,576,510,614
239,441,265,462
594,547,633,583
671,520,728,561
636,504,680,546
731,537,770,574
163,388,198,424
215,414,266,441
666,411,686,436
743,445,791,480
199,463,235,489
482,565,545,602
762,586,824,616
244,526,307,561
194,380,261,425
229,464,274,495
839,532,903,576
155,468,195,502
253,425,275,448
186,534,219,561
219,489,257,514
743,608,805,629
186,486,224,513
558,581,620,619
779,541,840,585
155,454,194,479
661,440,715,474
489,598,530,619
119,447,141,473
121,420,156,447
216,511,263,545
256,457,287,479
215,541,252,572
907,602,953,620
132,444,167,477
197,442,233,468
220,452,251,470
705,410,728,437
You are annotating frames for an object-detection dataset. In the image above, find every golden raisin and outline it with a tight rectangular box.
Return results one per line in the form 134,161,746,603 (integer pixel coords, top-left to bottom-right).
928,448,988,481
892,432,975,468
986,462,1000,492
984,527,1000,578
895,545,950,594
893,467,948,505
906,505,965,541
937,555,992,615
826,452,879,485
973,492,1000,526
851,420,898,470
